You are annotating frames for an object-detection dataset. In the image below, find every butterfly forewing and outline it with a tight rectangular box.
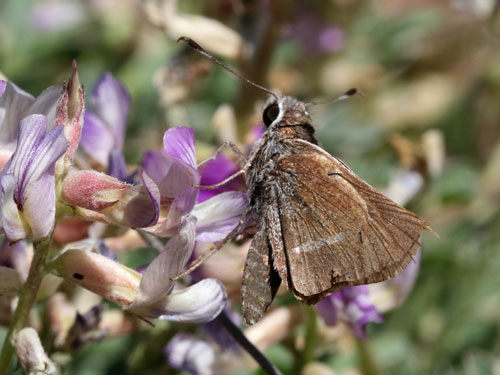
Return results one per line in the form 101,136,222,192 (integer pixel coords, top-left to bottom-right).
269,139,427,304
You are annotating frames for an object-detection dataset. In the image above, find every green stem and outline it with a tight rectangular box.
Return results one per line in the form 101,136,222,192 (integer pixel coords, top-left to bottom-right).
292,306,318,373
356,336,383,375
0,237,52,374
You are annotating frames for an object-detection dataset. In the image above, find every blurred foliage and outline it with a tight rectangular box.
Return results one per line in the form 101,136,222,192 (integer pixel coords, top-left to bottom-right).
2,0,500,374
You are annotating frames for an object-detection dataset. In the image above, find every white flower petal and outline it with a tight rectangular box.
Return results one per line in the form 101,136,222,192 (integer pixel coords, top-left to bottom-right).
0,174,27,241
193,191,248,242
158,278,227,323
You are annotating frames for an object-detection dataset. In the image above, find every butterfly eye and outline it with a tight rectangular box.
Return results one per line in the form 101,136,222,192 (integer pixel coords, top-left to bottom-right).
263,103,280,127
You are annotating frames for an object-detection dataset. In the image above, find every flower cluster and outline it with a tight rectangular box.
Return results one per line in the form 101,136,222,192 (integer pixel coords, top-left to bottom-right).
0,66,250,373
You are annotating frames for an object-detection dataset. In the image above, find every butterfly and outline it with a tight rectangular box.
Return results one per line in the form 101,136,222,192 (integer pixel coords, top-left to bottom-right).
240,96,430,324
176,37,431,325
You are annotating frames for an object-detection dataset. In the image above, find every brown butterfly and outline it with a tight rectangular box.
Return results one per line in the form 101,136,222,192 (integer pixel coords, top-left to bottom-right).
176,37,431,325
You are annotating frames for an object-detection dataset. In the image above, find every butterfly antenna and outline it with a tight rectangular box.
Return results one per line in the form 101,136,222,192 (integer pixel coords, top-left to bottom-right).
306,88,361,107
177,37,279,101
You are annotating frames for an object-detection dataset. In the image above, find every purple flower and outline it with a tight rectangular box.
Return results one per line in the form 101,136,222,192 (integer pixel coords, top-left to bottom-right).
198,154,244,203
315,286,383,339
142,127,248,241
80,73,130,178
0,81,5,97
0,114,67,241
164,333,215,375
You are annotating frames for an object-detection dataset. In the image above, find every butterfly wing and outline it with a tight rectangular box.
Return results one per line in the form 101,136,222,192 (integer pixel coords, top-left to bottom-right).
241,225,282,324
269,139,428,304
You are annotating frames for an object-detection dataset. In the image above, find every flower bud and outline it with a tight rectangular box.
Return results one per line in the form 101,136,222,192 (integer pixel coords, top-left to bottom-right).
55,60,85,159
61,170,131,211
14,327,56,374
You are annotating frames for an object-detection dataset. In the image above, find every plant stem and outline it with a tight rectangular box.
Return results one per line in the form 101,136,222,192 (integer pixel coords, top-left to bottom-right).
356,336,383,375
292,305,318,373
302,305,318,365
234,0,288,139
216,311,281,375
0,237,52,374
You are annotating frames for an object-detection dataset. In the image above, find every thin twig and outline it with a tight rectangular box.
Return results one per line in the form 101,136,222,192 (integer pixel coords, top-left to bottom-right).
216,311,281,375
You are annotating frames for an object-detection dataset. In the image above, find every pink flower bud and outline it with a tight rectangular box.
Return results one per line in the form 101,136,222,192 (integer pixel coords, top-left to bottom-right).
55,60,85,159
61,170,131,211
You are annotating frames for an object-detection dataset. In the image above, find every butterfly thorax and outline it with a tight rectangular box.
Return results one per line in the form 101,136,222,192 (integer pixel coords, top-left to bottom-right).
244,96,318,213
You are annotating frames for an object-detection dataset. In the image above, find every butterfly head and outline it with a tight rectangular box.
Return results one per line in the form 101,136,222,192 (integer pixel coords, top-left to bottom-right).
262,96,312,129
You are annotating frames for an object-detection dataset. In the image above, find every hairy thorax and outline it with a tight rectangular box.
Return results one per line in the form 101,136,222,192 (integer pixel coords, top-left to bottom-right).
245,121,318,214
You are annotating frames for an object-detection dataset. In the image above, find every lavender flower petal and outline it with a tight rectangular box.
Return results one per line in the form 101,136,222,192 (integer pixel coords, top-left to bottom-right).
163,187,199,233
163,127,197,170
315,286,383,340
91,73,130,150
198,154,243,203
165,333,215,375
141,149,199,234
108,149,128,181
142,150,198,200
140,168,160,226
14,117,66,195
0,81,5,97
119,188,159,229
192,191,248,242
314,293,342,326
0,174,26,240
0,81,35,151
159,278,227,323
24,85,61,128
133,215,196,307
80,111,114,166
344,287,383,339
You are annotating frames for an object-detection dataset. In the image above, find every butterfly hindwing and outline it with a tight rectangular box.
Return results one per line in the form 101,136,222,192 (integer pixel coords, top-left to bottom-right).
241,226,282,324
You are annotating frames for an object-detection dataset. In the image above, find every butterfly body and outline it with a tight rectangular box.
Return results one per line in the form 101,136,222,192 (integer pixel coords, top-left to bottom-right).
241,96,428,325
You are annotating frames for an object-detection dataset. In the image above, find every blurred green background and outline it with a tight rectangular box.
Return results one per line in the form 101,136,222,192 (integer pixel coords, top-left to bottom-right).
2,0,500,374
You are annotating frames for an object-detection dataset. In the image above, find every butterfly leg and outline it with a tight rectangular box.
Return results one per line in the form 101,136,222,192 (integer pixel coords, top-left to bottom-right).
194,169,245,190
171,210,249,280
197,141,247,169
